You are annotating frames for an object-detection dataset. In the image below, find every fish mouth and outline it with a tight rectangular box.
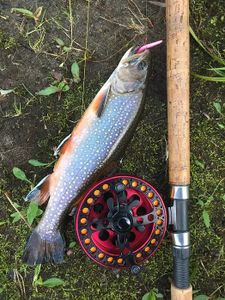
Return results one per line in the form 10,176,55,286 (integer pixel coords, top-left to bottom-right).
121,40,162,66
121,48,150,66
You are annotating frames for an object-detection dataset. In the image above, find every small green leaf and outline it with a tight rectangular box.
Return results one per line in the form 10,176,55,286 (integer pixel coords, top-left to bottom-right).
69,241,76,248
10,212,19,217
213,102,222,115
37,208,43,217
202,210,210,228
11,8,35,19
35,276,43,286
71,62,80,83
207,195,214,203
218,123,225,129
58,81,65,89
0,221,7,226
142,291,156,300
195,160,205,169
36,86,60,96
197,200,204,207
55,38,65,47
58,81,70,92
28,159,49,167
27,202,39,225
41,278,65,288
13,202,20,208
33,264,42,286
12,167,31,183
63,46,72,53
222,195,225,201
11,212,22,223
194,295,209,300
62,84,70,92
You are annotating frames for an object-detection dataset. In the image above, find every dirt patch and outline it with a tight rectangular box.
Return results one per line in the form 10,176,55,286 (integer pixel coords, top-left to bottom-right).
0,0,165,169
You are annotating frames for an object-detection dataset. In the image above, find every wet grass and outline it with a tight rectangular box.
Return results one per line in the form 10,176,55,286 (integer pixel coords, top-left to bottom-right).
0,0,225,299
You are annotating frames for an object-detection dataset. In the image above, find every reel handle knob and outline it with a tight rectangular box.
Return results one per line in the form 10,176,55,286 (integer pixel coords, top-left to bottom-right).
130,265,141,275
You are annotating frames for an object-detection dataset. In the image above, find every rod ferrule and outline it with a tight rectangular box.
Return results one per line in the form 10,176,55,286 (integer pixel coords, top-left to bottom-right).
172,232,190,248
170,185,189,200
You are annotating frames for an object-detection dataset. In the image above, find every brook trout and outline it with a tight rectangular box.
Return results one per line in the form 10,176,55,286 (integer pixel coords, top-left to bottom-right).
23,42,160,266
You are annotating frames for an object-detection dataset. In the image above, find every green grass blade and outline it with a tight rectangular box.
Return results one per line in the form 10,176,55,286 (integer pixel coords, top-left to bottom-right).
208,67,225,71
189,26,206,50
11,8,34,19
207,67,225,76
190,27,225,66
213,70,225,76
192,73,225,82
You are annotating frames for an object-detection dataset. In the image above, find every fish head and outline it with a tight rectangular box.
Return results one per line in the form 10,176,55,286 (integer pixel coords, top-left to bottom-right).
111,47,150,94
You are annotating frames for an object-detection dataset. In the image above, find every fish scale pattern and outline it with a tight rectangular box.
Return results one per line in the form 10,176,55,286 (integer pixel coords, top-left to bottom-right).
38,93,142,239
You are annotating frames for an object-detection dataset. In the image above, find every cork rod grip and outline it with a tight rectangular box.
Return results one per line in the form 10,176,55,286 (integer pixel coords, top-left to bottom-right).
166,0,190,185
171,284,192,300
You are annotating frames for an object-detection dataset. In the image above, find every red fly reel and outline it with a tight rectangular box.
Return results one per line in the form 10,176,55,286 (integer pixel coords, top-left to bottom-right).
75,175,167,270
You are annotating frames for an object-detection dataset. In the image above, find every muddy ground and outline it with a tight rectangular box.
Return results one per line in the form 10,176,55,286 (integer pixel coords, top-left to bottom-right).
0,0,225,299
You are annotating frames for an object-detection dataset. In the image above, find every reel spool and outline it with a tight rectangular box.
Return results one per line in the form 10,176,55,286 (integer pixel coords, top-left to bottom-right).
75,175,167,271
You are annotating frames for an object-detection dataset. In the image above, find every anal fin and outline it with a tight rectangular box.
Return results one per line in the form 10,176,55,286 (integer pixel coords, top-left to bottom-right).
25,175,51,205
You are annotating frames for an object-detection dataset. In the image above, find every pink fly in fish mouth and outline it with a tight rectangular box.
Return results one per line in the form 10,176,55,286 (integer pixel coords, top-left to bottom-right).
22,41,162,266
136,40,163,54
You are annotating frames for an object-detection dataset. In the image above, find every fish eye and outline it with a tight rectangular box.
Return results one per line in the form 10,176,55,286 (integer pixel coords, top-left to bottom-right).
129,58,139,66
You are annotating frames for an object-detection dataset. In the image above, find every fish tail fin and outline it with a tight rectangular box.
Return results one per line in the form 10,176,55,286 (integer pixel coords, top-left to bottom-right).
25,175,51,205
22,229,65,266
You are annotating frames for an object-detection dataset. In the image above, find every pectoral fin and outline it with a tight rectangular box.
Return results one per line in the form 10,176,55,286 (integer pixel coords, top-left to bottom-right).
54,134,72,157
92,84,111,117
25,175,50,205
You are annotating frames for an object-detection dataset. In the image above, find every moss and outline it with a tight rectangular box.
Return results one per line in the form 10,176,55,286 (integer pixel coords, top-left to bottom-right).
0,30,16,50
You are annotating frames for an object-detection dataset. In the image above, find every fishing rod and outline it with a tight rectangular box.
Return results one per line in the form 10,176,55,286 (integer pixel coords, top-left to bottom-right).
166,0,192,298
